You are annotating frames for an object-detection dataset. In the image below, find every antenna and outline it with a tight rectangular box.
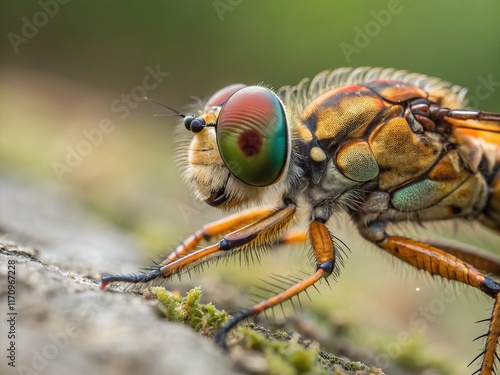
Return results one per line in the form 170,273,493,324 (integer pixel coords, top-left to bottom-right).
143,97,185,118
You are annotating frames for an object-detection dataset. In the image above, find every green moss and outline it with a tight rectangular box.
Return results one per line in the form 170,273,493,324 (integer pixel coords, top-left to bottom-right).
150,287,384,374
238,325,383,375
150,286,228,336
238,326,324,375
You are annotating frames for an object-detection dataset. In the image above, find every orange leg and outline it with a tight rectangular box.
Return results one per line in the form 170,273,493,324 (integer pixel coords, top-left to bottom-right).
214,219,336,345
360,222,500,375
278,227,308,245
101,203,331,346
379,236,493,291
162,206,274,264
101,200,297,287
427,240,500,277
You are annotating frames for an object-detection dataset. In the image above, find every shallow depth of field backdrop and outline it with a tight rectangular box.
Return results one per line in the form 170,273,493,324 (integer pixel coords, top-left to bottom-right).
1,1,500,374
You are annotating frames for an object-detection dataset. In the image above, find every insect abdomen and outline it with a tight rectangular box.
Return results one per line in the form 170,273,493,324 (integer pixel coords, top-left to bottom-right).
482,166,500,231
480,138,500,232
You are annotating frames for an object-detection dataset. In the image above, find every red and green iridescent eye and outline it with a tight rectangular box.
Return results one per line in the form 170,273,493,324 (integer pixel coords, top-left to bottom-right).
206,83,247,107
216,86,289,187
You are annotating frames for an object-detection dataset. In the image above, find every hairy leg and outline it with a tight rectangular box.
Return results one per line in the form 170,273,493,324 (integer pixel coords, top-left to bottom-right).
359,221,500,375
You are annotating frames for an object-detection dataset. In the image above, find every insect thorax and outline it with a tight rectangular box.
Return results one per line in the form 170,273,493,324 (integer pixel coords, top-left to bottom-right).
283,68,492,223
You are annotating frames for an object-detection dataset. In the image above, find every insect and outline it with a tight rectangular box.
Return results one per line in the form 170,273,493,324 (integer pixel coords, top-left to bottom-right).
101,67,500,374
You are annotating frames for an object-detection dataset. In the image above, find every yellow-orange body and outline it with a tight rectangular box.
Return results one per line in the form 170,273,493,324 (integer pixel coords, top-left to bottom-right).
293,77,500,234
174,68,500,373
184,68,500,235
102,67,500,374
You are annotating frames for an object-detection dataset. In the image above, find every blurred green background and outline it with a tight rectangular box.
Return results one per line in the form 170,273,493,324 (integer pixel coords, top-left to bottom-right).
1,1,499,373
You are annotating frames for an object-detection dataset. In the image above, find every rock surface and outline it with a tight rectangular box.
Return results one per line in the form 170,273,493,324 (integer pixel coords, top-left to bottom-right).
0,173,243,375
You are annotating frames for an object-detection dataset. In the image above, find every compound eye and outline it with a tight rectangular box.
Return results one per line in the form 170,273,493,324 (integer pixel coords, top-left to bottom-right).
216,86,288,187
206,83,247,108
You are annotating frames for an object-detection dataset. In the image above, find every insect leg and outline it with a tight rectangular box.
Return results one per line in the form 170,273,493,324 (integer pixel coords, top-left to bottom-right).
426,240,500,277
475,293,500,375
360,223,500,375
100,200,296,288
278,228,308,245
162,207,275,264
214,219,335,346
445,116,500,134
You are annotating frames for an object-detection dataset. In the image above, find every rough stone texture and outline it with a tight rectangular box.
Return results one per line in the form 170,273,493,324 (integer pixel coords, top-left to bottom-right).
0,173,243,375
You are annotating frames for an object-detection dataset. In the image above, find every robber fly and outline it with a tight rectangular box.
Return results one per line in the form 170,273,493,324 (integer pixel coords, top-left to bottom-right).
101,67,500,374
